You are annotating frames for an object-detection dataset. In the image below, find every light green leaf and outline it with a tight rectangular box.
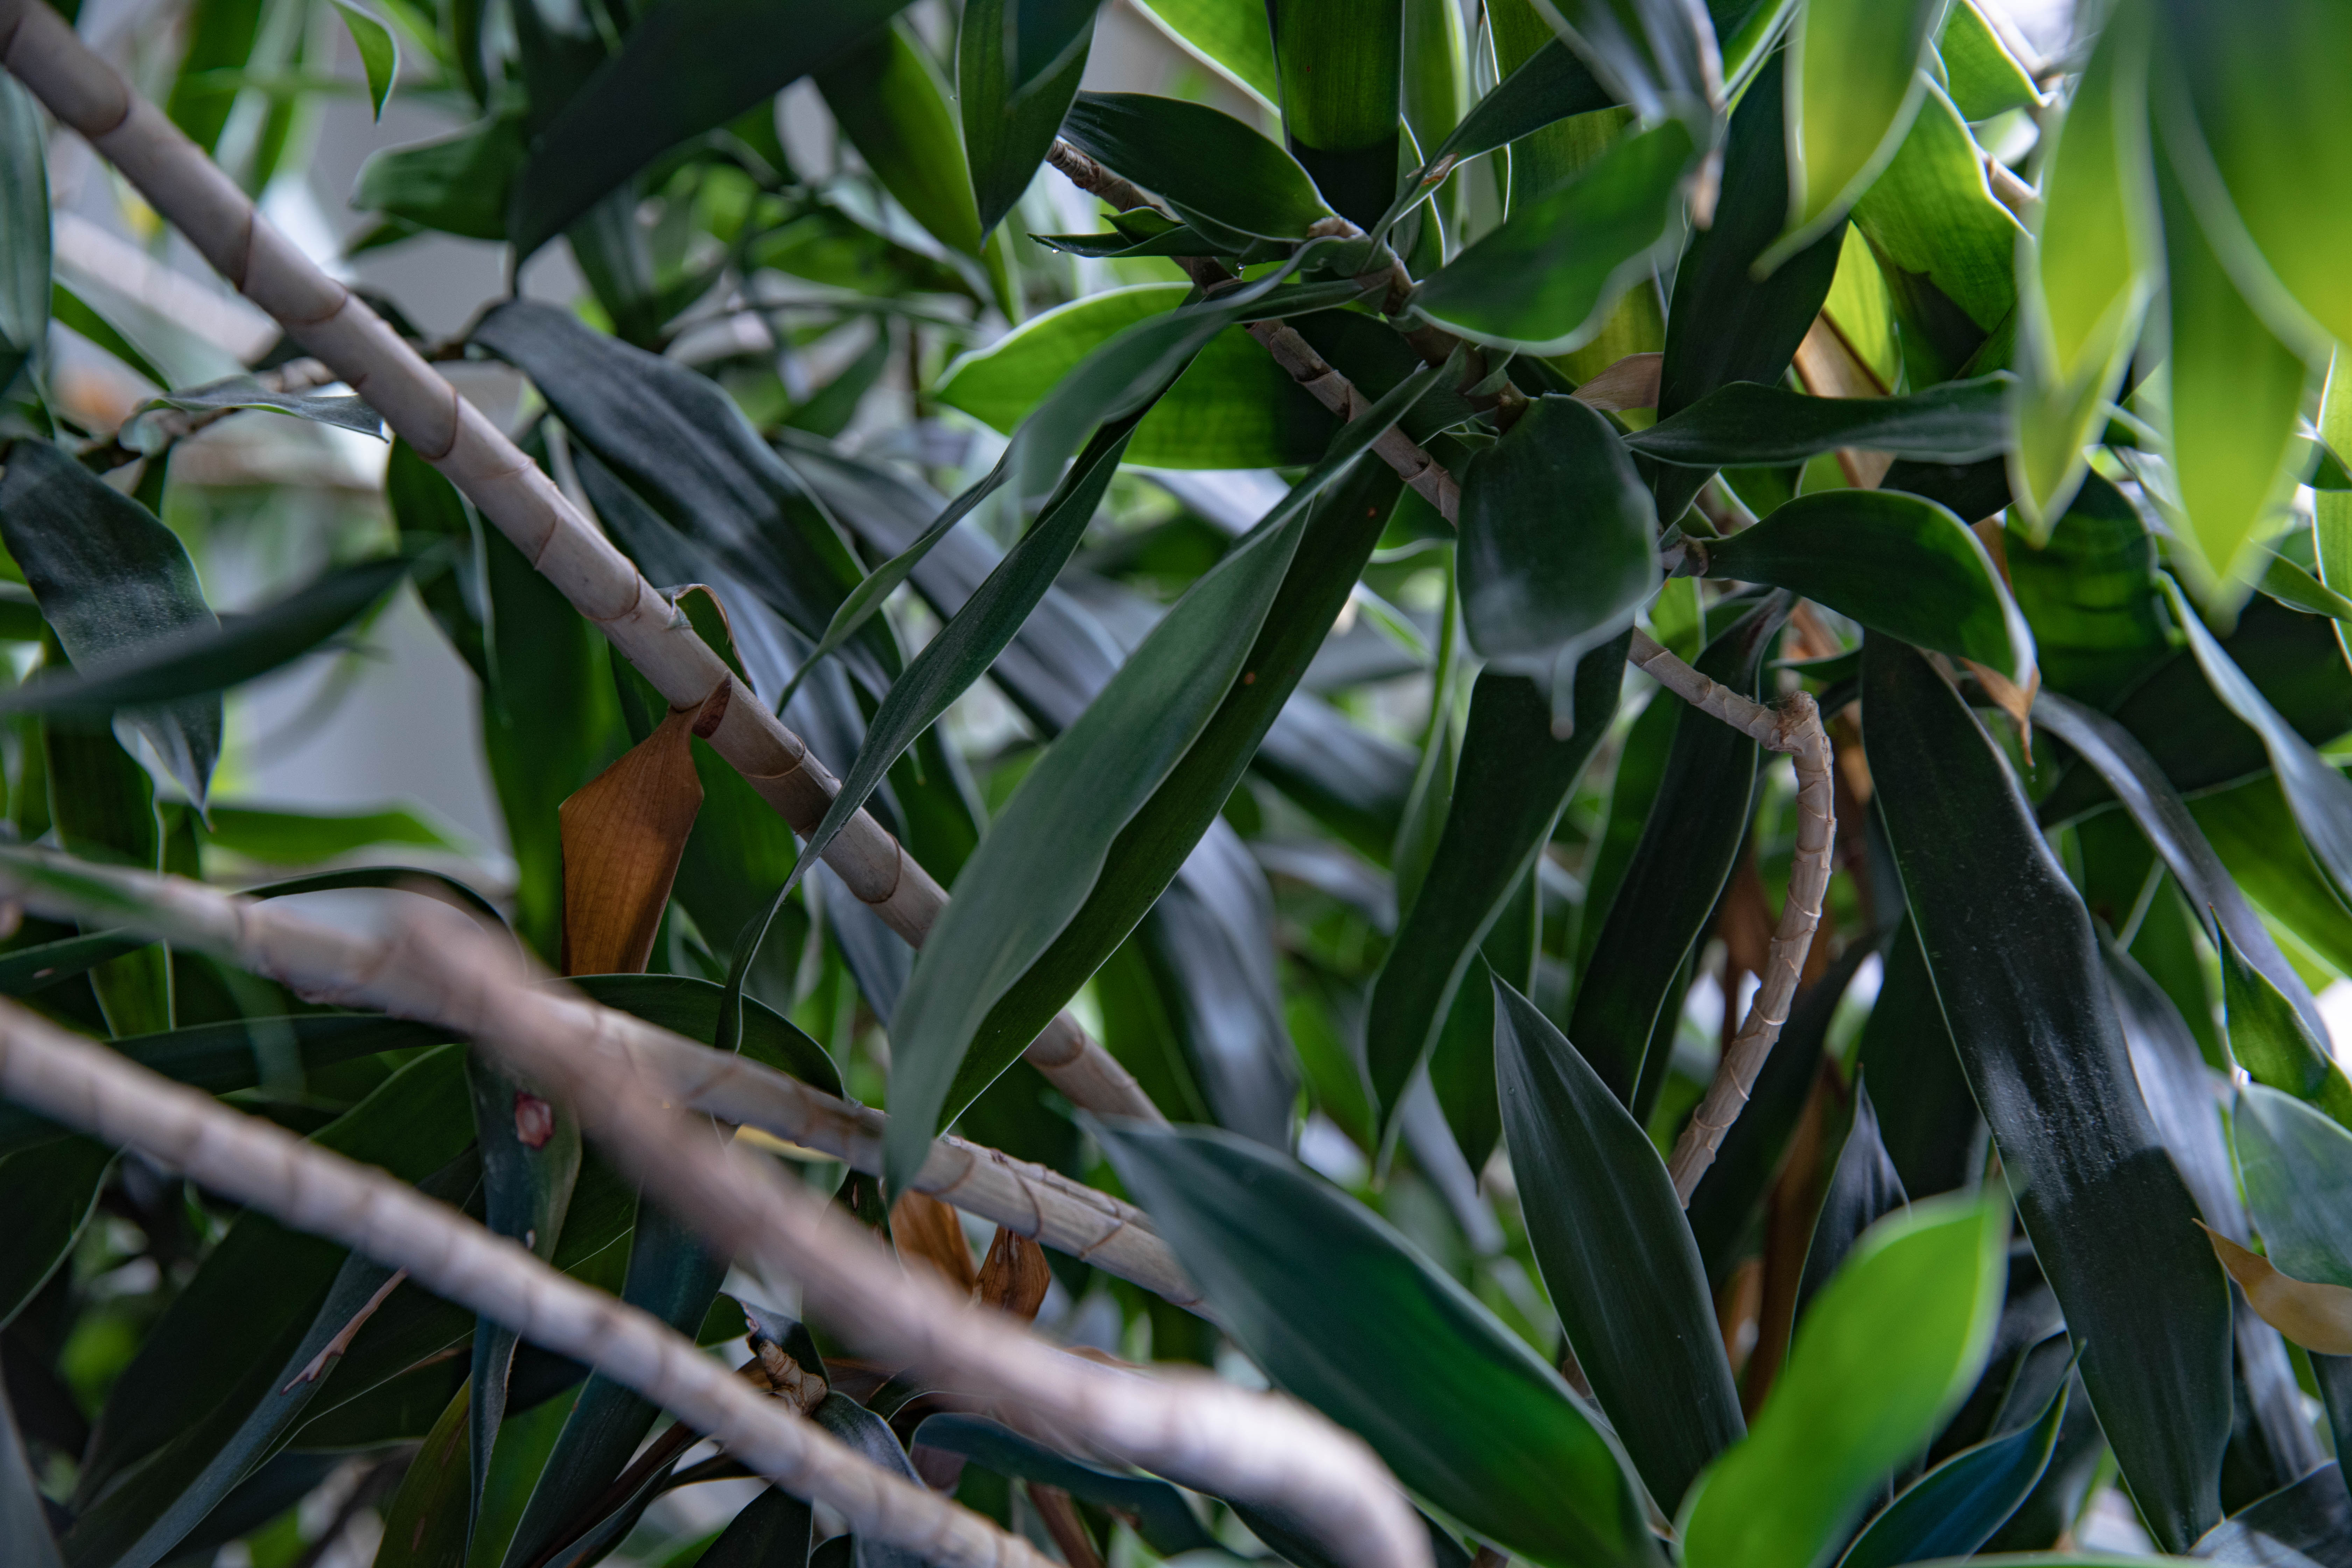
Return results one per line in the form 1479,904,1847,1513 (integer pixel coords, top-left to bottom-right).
331,0,399,120
818,20,984,258
1935,0,2038,121
881,360,1447,1192
2219,920,2352,1130
1773,0,1945,265
2236,1081,2352,1289
1412,115,1696,354
2321,357,2352,666
1847,80,2027,342
1127,0,1280,107
1680,1197,2008,1568
2010,10,2154,533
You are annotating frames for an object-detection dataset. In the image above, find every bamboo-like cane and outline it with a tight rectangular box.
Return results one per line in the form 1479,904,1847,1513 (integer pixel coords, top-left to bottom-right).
0,997,1056,1568
0,846,1198,1305
1044,143,1836,1202
0,884,1429,1568
0,0,1155,1129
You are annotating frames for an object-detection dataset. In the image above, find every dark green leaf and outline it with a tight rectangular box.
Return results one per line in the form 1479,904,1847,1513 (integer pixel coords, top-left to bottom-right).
0,75,48,400
1266,0,1401,226
1494,979,1743,1511
1627,375,2011,466
1705,490,2033,685
0,927,150,998
816,22,985,258
1459,396,1657,691
1653,50,1845,523
961,0,1095,238
331,0,399,118
352,112,526,241
1060,92,1334,241
121,374,385,449
1681,1198,2008,1568
507,0,908,257
0,553,413,719
1097,1121,1661,1568
912,1414,1219,1558
42,724,170,1035
882,364,1445,1189
2220,921,2352,1127
1364,655,1624,1133
1571,595,1788,1107
1530,0,1716,123
1410,36,1614,185
163,0,266,153
1837,1361,2069,1568
0,1359,59,1568
2189,1461,2352,1567
1795,1082,1909,1326
2002,474,2168,710
697,1488,813,1568
569,975,841,1097
1862,634,2233,1552
1412,116,1695,354
1852,919,1983,1202
0,1137,110,1330
0,439,221,805
812,1395,928,1568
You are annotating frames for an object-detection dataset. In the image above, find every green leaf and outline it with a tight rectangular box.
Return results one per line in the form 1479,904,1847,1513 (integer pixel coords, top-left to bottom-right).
2220,922,2352,1128
961,0,1096,239
913,1414,1220,1558
2002,474,2168,708
1411,34,1613,183
1267,0,1401,226
2155,142,2312,599
695,1488,812,1568
507,0,909,258
1772,0,1942,264
1004,0,1098,94
1836,1350,2071,1568
2236,1082,2352,1290
0,1365,59,1568
881,362,1447,1190
0,440,221,805
1681,1197,2008,1568
1363,657,1624,1134
1458,394,1659,682
351,112,527,242
2190,778,2352,982
1097,1121,1661,1568
1862,635,2233,1552
1526,0,1716,124
1851,920,1982,1202
2032,690,2333,1054
569,974,841,1096
812,1394,931,1568
2157,576,2352,912
0,75,48,401
933,284,1331,467
121,373,385,448
1935,0,2039,121
42,725,170,1035
0,553,414,720
200,802,460,864
48,282,166,391
1570,595,1787,1108
1494,979,1743,1511
817,21,985,258
1795,1084,1910,1327
2256,551,2352,622
1127,0,1280,107
2008,12,2153,533
0,1137,110,1330
472,301,897,698
1628,374,2011,467
1653,48,1845,524
1702,490,2034,685
2188,1463,2352,1567
164,0,266,153
331,0,399,119
1060,92,1334,241
1411,116,1696,354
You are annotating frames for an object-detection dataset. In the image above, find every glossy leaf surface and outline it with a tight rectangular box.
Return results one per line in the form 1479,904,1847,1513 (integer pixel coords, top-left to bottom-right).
1778,0,1942,258
1627,375,2010,467
1061,92,1333,241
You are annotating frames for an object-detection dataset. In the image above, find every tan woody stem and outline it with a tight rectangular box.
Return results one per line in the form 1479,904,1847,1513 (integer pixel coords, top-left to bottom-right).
0,846,1198,1305
0,0,1156,1128
0,996,1057,1568
1046,146,1836,1202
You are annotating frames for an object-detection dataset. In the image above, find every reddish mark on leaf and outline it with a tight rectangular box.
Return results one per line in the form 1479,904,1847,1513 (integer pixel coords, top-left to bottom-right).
514,1092,555,1149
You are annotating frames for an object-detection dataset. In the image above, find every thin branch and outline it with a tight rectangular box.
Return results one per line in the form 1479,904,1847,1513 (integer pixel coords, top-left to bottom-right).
0,0,1156,1129
0,847,1197,1307
0,997,1055,1568
1046,145,1838,1199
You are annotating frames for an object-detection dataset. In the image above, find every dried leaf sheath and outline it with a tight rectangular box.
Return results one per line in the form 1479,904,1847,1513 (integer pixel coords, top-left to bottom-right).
559,690,724,976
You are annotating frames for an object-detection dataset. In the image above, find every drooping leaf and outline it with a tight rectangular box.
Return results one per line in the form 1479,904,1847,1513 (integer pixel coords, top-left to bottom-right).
1653,49,1846,523
816,21,985,258
1704,490,2033,685
1412,117,1697,355
1364,655,1624,1133
961,0,1096,238
0,553,414,720
1682,1197,2008,1568
1862,634,2233,1552
331,0,400,119
351,112,527,242
1494,980,1743,1512
1127,0,1280,106
1571,595,1788,1107
557,698,709,977
1773,0,1943,263
2008,6,2149,531
120,374,385,450
1836,1366,2070,1568
1097,1121,1661,1568
1457,394,1659,686
1627,375,2011,467
1059,92,1334,242
881,364,1445,1190
0,439,221,805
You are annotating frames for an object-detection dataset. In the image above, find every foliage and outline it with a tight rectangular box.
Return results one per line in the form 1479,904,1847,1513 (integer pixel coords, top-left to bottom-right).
4,0,2352,1565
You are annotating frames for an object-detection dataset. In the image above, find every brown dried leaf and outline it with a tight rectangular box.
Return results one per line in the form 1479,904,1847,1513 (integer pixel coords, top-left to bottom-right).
556,686,726,976
889,1190,978,1293
975,1227,1051,1321
2204,1224,2352,1355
